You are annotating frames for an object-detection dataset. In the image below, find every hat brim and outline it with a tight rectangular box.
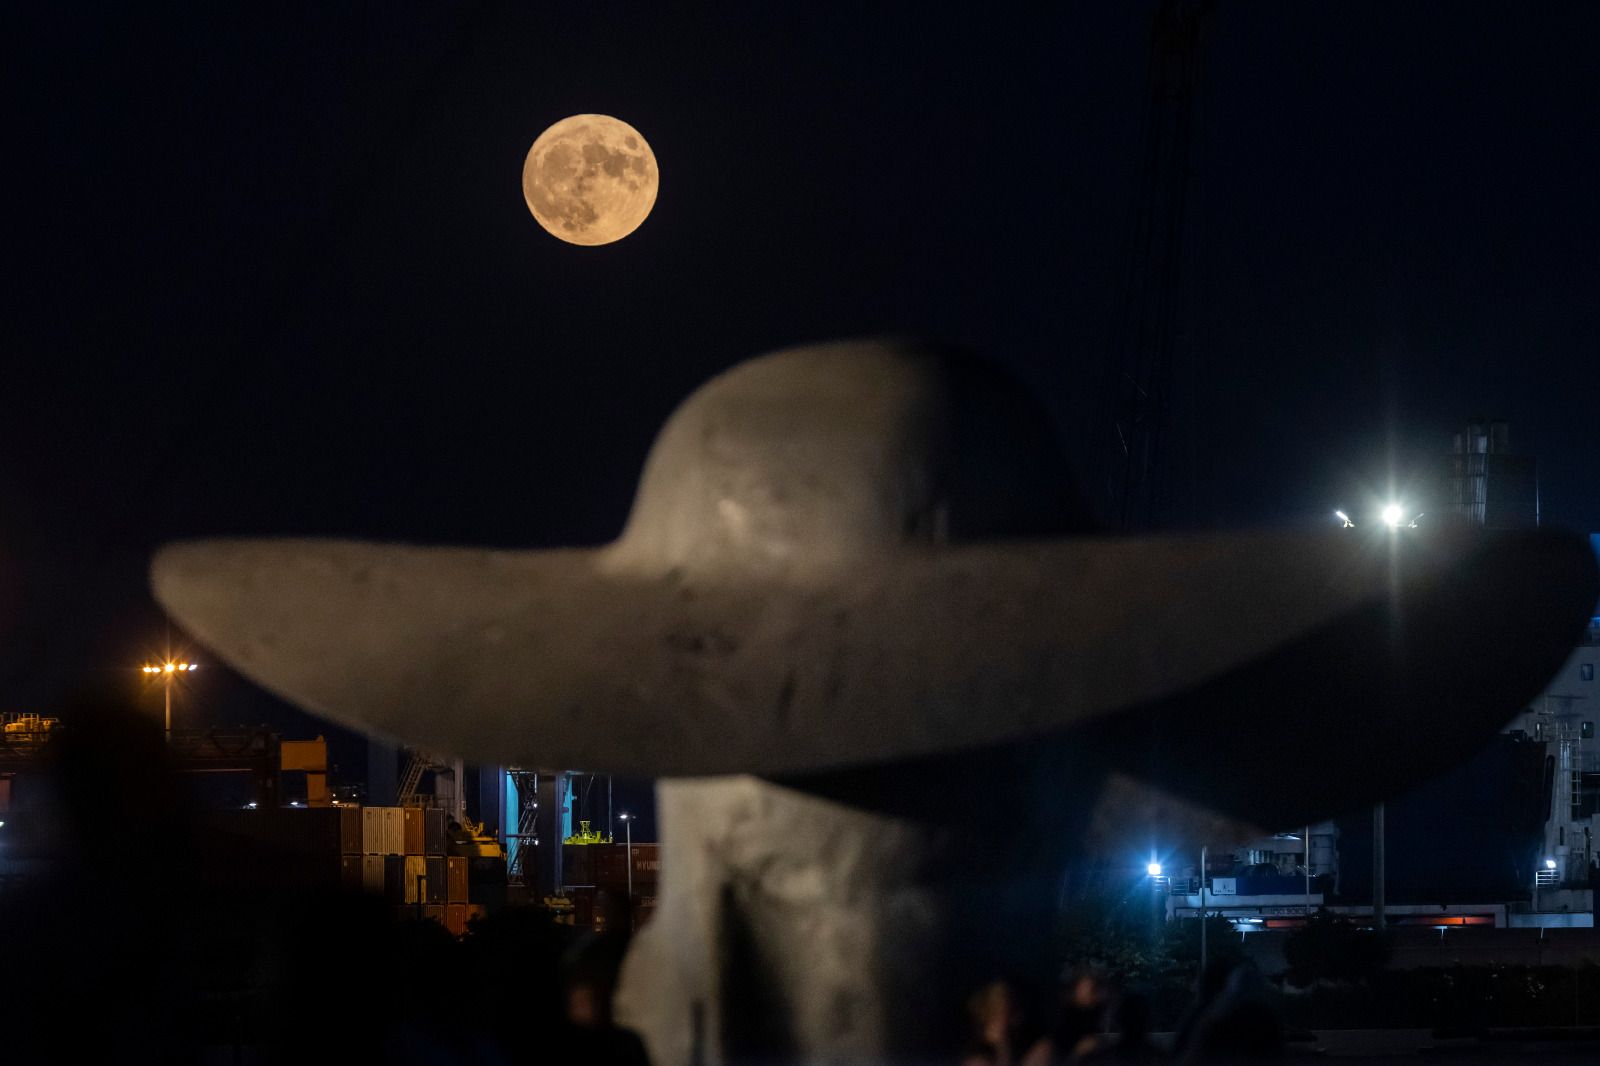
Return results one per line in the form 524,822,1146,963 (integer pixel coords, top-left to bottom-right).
150,527,1596,811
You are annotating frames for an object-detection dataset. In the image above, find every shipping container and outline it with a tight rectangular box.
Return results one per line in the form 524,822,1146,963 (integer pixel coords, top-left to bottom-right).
566,886,596,930
424,808,448,856
445,903,467,937
563,844,595,886
447,856,468,903
591,844,622,889
200,807,351,856
464,903,487,927
382,807,406,856
424,856,447,904
275,807,348,854
339,805,363,854
403,807,425,855
629,844,662,887
424,904,445,925
597,888,632,934
384,855,407,903
363,855,386,895
340,855,363,893
403,855,427,904
594,843,660,892
191,810,348,891
467,856,508,908
633,896,659,932
363,807,386,855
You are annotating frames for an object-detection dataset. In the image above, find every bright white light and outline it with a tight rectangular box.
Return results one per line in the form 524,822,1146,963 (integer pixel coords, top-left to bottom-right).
1381,503,1404,529
1146,862,1162,877
1546,858,1558,870
1334,510,1353,527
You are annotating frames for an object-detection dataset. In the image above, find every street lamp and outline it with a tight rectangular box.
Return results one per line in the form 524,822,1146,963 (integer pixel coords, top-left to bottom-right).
141,660,195,740
619,812,634,902
1379,503,1423,530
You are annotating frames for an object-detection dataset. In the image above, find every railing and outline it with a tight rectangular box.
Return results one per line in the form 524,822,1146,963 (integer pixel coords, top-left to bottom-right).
1167,877,1323,898
0,714,61,759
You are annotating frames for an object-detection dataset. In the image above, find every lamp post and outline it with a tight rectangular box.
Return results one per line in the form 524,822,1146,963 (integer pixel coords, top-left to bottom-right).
620,811,634,901
1305,823,1312,915
141,660,195,741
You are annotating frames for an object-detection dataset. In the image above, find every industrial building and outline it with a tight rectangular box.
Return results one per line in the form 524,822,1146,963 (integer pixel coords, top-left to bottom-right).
1504,595,1600,919
1430,419,1540,530
1164,420,1594,936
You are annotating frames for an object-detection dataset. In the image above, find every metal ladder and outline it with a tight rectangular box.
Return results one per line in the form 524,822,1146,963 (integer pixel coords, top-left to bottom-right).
398,749,435,807
506,769,540,883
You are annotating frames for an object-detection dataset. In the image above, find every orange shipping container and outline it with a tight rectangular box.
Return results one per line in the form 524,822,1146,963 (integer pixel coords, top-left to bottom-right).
403,807,425,855
338,805,363,854
447,856,468,903
445,903,467,937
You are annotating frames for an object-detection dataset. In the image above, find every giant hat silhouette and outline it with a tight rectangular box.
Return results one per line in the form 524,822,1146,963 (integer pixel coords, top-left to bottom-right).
152,339,1597,824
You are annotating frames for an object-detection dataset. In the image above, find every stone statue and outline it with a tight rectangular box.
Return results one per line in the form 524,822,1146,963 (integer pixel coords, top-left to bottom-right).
153,339,1597,1064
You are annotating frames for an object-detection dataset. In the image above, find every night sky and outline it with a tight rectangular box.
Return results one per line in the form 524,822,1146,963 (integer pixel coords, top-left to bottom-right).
6,3,1598,767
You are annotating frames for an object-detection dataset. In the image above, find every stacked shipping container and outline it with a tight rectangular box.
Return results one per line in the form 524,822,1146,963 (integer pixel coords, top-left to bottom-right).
196,805,488,937
352,806,481,933
559,842,661,933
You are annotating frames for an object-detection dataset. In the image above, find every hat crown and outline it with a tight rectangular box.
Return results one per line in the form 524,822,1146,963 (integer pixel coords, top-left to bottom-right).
611,340,1091,573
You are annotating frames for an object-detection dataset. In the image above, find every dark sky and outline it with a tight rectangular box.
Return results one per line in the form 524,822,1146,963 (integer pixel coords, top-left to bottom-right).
5,2,1598,749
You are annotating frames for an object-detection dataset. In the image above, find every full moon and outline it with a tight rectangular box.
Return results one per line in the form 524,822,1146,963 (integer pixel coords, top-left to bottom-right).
522,114,658,246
